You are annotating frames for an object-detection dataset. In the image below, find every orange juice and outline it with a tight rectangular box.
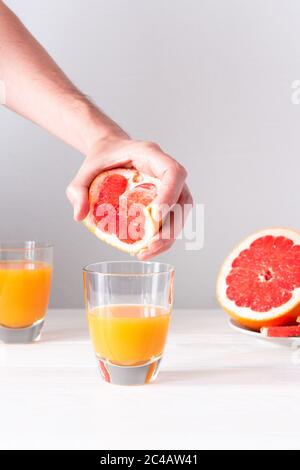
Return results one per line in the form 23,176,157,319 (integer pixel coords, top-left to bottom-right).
0,260,52,328
87,304,171,366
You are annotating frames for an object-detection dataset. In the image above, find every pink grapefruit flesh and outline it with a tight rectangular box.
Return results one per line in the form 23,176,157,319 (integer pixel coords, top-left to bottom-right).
261,325,300,337
83,168,160,254
217,228,300,331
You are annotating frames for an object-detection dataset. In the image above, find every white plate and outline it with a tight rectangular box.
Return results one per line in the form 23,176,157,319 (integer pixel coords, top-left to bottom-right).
228,319,300,348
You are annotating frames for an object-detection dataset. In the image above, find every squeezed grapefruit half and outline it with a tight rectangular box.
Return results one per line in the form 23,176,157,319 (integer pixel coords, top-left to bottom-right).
83,168,160,254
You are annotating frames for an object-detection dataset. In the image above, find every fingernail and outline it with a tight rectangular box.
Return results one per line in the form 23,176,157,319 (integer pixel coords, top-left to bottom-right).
138,251,149,260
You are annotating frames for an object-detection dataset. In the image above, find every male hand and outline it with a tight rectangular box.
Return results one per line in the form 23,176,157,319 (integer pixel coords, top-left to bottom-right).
66,135,193,259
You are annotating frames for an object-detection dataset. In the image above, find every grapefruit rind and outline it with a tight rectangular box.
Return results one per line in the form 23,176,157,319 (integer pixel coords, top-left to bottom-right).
217,228,300,330
83,206,158,255
261,325,300,337
83,169,160,255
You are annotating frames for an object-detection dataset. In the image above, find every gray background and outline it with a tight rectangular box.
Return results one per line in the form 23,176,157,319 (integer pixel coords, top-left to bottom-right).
1,0,299,308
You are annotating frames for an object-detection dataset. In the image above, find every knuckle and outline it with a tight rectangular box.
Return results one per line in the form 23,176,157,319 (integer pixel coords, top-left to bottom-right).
183,186,194,206
66,182,81,202
144,141,160,151
177,163,188,178
171,161,187,179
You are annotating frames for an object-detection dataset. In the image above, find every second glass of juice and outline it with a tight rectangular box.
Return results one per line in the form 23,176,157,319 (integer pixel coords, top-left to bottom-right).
0,241,53,343
83,261,174,385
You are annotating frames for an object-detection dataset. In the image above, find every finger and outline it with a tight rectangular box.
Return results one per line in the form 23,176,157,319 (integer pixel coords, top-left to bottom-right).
178,184,193,226
138,238,175,260
131,143,187,220
73,156,132,188
152,162,187,222
66,183,89,221
138,184,193,259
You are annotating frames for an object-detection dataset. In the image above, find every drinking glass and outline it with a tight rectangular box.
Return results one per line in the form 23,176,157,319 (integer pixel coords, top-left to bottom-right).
0,241,53,343
83,261,174,385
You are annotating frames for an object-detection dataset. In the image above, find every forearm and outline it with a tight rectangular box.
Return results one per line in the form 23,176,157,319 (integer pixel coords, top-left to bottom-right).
0,1,125,154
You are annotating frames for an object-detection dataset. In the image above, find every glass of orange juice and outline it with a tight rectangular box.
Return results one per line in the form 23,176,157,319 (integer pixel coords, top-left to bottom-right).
0,241,53,343
83,261,174,385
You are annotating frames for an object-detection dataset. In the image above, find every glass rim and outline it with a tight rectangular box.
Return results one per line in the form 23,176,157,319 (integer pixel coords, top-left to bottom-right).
83,260,175,277
0,241,53,252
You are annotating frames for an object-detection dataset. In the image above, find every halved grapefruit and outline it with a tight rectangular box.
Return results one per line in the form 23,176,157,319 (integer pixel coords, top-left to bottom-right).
83,168,160,254
217,228,300,331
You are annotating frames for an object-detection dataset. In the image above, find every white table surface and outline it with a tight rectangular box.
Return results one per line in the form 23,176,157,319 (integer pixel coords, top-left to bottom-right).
0,308,300,450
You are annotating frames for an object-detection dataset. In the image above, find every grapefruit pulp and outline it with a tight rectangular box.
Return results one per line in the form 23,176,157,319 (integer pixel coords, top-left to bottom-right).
83,168,160,254
217,228,300,331
261,325,300,337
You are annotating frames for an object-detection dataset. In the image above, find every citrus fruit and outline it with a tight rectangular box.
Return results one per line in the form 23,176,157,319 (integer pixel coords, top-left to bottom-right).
261,325,300,337
83,168,160,254
217,228,300,330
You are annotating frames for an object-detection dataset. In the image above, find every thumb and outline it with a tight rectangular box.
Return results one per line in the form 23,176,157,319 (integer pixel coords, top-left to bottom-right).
66,183,89,222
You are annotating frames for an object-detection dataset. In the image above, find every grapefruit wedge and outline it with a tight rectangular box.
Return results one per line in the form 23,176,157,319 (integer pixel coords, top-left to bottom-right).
261,325,300,337
217,228,300,331
83,168,160,254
